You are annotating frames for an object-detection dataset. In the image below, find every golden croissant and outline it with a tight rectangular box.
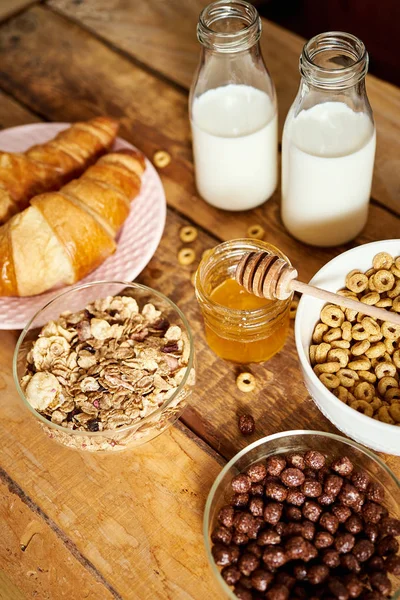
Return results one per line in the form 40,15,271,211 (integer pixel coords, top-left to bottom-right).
0,116,119,224
0,149,146,297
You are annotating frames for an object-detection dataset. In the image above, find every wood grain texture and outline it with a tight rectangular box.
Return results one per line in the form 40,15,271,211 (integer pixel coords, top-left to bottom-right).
0,90,40,130
0,475,115,600
0,5,398,291
0,326,221,600
0,0,36,23
48,0,400,215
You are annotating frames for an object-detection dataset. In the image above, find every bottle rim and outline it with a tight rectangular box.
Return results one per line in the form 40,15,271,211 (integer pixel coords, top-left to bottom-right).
197,0,261,53
300,31,369,89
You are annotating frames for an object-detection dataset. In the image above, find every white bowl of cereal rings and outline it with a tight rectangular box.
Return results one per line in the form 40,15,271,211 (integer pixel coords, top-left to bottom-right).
295,240,400,455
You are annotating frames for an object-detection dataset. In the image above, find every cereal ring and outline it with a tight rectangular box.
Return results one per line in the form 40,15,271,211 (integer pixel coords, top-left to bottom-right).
178,248,196,266
375,361,397,379
236,372,256,393
371,353,393,368
376,298,393,308
373,252,394,270
247,224,265,240
385,387,400,402
314,362,341,375
377,406,395,424
391,265,400,279
331,340,351,349
346,272,368,293
337,289,358,299
309,345,317,365
365,268,376,278
393,350,400,369
351,340,370,356
338,368,359,388
395,256,400,270
323,328,342,343
358,370,377,384
373,270,395,292
381,322,400,340
356,312,366,323
334,386,351,403
289,298,299,320
354,381,375,402
377,376,398,397
327,348,349,368
352,324,369,341
370,397,382,412
384,338,397,355
393,297,400,312
315,343,331,364
312,323,329,344
368,276,377,292
389,403,400,423
365,342,386,359
348,358,370,371
341,322,352,342
368,331,383,343
360,292,380,306
387,281,400,299
320,373,340,389
321,305,345,328
153,150,171,168
361,317,380,336
179,226,198,243
350,400,374,417
345,308,358,323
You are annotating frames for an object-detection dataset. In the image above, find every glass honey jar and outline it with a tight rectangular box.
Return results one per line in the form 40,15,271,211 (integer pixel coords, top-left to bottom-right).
195,239,293,363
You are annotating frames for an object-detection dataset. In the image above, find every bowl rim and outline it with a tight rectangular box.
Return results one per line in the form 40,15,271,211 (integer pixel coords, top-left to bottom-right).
13,280,194,437
203,429,400,600
295,239,400,435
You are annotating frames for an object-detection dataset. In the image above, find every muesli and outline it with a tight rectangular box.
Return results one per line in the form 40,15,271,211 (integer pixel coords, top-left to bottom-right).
20,295,193,450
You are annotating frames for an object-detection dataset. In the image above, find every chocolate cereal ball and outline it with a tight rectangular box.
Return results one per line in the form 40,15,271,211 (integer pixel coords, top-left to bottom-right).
263,502,283,525
218,505,235,528
331,455,354,476
211,526,232,545
232,473,252,494
266,455,286,477
221,565,241,586
351,469,371,492
352,539,375,562
385,554,400,576
304,450,326,470
281,468,305,488
307,563,329,585
246,462,267,483
251,569,274,592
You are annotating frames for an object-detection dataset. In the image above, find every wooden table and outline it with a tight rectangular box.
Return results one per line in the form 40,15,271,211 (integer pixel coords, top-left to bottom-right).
0,2,399,598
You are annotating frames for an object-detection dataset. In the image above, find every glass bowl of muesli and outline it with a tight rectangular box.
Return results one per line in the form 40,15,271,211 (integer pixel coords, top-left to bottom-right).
13,281,195,452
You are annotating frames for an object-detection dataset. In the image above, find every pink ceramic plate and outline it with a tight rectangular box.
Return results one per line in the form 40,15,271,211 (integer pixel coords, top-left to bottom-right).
0,122,166,329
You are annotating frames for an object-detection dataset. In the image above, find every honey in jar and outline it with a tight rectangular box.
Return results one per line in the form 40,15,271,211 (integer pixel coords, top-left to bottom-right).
195,239,292,363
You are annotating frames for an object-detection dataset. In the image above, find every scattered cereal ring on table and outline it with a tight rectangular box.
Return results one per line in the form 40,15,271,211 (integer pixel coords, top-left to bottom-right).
236,372,256,393
178,247,196,266
153,150,171,168
247,224,265,240
179,226,198,243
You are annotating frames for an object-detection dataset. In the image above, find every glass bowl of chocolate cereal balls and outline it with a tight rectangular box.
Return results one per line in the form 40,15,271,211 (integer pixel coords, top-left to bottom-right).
204,430,400,599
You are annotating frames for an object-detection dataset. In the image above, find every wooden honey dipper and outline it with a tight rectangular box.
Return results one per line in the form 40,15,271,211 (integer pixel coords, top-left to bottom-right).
235,251,400,326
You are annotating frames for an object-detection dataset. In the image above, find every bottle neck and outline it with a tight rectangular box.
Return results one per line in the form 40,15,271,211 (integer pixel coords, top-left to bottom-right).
300,31,369,91
197,0,261,54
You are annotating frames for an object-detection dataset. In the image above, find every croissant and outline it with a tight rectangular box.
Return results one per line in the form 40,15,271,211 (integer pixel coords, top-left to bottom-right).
0,149,146,297
0,116,119,224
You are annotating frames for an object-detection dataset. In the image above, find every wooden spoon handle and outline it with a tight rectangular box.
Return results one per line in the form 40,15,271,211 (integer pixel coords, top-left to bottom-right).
291,280,400,326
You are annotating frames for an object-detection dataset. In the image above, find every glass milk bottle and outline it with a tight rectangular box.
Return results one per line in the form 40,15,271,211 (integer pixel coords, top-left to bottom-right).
189,0,277,211
281,32,376,247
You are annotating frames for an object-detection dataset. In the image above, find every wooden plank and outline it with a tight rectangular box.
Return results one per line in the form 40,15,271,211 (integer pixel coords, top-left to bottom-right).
0,0,36,23
0,475,116,600
0,90,40,130
48,0,400,216
0,5,398,289
0,316,222,600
